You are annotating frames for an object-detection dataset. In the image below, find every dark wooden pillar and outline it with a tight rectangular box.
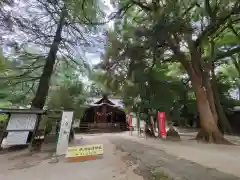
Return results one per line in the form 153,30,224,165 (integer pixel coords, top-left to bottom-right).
111,111,113,123
103,105,106,123
94,107,96,124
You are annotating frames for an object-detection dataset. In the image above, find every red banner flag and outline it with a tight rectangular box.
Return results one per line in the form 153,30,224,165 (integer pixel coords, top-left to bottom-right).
158,112,166,137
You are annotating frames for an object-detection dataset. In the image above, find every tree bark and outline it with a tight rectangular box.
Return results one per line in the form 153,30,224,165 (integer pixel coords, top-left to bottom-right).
232,55,240,100
211,71,232,134
145,115,155,137
239,87,240,101
31,11,65,109
192,74,230,144
188,48,230,143
167,34,230,143
204,78,218,122
150,116,156,137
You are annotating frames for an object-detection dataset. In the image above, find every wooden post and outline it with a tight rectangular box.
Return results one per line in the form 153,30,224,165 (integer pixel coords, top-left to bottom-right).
0,113,10,149
28,114,41,151
145,121,148,140
103,105,106,123
110,107,113,123
94,108,96,124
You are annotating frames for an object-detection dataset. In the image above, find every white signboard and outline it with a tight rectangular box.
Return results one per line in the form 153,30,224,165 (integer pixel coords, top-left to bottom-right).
132,117,137,127
56,111,74,155
6,114,37,131
140,121,145,128
5,131,29,145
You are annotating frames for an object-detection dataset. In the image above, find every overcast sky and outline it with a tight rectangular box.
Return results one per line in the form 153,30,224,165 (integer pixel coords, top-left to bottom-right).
86,0,115,66
1,0,115,84
81,0,115,85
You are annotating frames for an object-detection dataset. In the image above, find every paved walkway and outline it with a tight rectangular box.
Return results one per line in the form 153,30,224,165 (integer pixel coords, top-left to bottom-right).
117,131,240,178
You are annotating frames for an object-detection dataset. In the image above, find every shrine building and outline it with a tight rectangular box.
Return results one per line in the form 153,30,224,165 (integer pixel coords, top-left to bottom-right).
79,95,127,132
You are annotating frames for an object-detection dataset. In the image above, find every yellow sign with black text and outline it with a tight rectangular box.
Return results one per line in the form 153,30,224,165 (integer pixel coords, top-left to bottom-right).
66,144,104,157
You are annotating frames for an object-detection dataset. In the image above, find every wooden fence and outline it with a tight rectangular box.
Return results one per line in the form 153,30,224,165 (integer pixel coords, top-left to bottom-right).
76,122,127,133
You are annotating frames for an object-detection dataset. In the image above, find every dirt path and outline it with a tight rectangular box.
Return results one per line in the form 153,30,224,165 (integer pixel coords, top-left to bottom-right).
1,132,240,180
115,131,240,179
0,133,143,180
112,139,239,180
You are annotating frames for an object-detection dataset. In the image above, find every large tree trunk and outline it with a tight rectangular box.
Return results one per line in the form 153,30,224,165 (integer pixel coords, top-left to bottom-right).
31,12,65,109
232,55,240,101
191,74,230,144
205,79,218,122
145,115,155,137
239,87,240,101
150,116,156,137
168,34,231,144
211,72,232,134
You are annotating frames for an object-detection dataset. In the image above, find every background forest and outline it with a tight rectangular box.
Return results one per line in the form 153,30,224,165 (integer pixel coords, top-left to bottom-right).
0,0,240,143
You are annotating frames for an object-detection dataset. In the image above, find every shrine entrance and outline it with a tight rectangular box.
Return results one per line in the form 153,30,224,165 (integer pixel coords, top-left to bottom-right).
79,95,127,132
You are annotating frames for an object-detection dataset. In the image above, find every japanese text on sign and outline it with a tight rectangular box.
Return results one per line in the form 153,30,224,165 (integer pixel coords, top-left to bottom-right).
66,144,104,157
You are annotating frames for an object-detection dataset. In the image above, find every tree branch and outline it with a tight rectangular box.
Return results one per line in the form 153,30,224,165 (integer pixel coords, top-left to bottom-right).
3,77,40,87
231,55,240,75
216,46,240,60
166,36,191,74
195,2,240,46
76,0,133,25
0,65,43,80
228,23,240,40
36,0,58,23
204,0,216,21
131,0,152,12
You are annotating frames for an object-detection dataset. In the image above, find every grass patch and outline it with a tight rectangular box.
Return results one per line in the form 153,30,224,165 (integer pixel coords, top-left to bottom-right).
151,172,170,180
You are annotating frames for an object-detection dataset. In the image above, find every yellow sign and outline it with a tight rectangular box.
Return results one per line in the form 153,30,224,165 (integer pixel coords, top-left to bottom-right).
66,144,104,157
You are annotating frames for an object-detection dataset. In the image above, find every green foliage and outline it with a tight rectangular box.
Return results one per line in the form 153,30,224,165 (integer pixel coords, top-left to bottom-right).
0,51,45,106
0,50,89,112
0,101,11,130
0,54,6,71
0,47,8,72
1,0,240,130
47,61,87,118
0,0,106,109
65,0,105,24
97,0,240,127
100,28,193,120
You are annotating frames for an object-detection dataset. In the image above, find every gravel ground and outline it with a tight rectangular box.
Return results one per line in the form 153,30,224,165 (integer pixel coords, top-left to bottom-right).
110,136,240,180
1,133,240,180
117,131,240,177
0,133,143,180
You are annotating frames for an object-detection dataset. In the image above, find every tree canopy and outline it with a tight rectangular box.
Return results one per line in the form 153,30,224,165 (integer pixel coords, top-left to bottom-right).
0,0,240,143
97,0,240,142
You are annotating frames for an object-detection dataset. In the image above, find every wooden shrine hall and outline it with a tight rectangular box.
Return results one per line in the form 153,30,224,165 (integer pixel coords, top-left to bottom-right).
79,95,127,132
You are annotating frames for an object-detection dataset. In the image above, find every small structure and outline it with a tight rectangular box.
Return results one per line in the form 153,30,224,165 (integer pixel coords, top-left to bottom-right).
56,111,74,156
80,95,127,132
0,108,45,151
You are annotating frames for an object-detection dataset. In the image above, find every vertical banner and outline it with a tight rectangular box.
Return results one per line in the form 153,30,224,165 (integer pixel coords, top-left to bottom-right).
158,112,166,137
127,113,132,128
128,113,133,135
56,111,74,156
